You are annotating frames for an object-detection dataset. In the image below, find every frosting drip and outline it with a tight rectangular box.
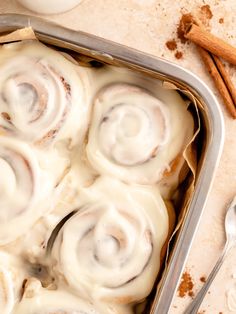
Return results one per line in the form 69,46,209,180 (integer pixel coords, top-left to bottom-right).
14,279,131,314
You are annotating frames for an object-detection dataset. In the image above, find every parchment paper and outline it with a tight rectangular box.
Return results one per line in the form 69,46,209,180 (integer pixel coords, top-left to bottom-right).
0,27,203,314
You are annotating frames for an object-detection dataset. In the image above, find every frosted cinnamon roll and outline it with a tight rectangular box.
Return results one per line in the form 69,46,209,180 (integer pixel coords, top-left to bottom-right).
51,177,170,304
0,41,90,145
86,83,194,185
0,137,53,244
14,279,131,314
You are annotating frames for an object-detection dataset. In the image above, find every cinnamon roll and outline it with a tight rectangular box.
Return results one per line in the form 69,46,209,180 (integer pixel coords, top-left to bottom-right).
86,83,194,186
51,177,170,304
14,278,131,314
0,137,53,244
0,41,90,145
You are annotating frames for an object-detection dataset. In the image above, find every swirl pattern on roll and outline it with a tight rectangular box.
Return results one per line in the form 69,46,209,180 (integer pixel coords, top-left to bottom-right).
86,83,194,184
51,177,169,304
0,41,90,144
0,137,53,244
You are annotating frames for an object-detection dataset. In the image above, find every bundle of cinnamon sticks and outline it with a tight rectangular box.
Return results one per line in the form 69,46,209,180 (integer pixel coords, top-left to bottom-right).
182,16,236,119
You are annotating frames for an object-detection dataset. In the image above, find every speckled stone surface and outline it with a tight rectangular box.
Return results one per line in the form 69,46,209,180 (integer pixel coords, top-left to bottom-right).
1,1,236,313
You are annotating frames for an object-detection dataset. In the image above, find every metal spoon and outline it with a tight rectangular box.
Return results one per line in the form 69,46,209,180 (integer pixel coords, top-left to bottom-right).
184,196,236,314
46,210,77,255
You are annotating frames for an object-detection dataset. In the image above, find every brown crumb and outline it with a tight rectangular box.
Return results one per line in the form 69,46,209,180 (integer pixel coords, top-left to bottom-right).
219,312,223,314
1,112,11,122
198,4,213,27
200,276,206,283
175,51,183,59
188,290,194,298
166,39,177,51
178,271,194,298
200,5,213,20
219,18,224,24
177,13,195,43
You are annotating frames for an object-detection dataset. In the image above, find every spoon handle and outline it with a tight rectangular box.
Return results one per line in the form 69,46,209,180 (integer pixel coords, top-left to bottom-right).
183,242,231,314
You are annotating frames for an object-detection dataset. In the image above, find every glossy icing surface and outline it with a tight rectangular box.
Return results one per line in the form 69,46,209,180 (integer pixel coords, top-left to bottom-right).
52,177,169,304
0,41,193,313
87,83,193,185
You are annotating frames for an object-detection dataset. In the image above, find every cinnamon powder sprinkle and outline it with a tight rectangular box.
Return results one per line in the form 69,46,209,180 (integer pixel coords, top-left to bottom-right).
177,13,195,43
175,51,183,59
219,18,224,24
178,271,194,298
166,39,177,51
200,276,206,283
200,5,213,20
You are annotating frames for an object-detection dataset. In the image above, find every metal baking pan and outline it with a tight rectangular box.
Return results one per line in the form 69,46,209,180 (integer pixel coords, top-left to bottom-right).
0,14,224,314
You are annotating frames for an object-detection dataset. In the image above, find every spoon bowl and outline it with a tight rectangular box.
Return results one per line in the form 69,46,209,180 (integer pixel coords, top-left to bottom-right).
225,196,236,242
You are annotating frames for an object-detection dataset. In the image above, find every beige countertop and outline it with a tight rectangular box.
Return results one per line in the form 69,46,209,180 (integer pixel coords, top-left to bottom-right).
1,1,236,313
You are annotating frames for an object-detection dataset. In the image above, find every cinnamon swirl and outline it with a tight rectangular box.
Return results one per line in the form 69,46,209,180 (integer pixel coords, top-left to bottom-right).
86,83,194,186
0,41,90,145
51,177,170,304
0,137,54,244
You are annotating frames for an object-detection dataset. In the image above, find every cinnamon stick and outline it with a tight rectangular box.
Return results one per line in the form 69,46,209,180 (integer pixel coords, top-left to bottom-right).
212,55,236,106
185,23,236,66
197,47,236,118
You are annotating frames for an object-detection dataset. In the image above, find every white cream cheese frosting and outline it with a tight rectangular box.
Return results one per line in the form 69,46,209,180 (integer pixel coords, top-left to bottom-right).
0,137,62,244
0,41,195,313
0,41,91,146
86,82,194,186
14,278,132,314
51,177,170,304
